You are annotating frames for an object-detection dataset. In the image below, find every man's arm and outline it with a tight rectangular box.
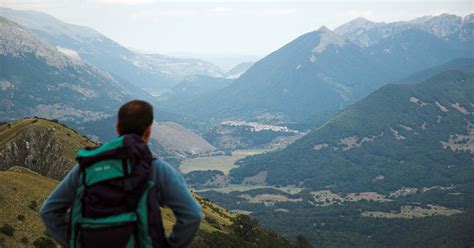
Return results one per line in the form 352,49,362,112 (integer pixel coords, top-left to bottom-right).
152,160,203,248
40,165,80,247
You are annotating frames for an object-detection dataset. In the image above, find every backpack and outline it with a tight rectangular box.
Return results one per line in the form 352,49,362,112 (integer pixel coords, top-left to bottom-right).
67,134,168,248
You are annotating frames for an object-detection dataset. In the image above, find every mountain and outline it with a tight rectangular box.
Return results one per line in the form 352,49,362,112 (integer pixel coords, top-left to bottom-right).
230,70,474,193
165,14,473,126
0,119,294,248
164,75,233,100
398,58,474,84
225,62,254,79
167,26,388,123
0,15,215,159
0,7,224,93
335,13,473,47
0,17,130,124
367,27,472,79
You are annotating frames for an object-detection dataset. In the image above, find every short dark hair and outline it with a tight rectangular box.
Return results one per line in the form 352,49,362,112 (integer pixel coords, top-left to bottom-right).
117,100,154,136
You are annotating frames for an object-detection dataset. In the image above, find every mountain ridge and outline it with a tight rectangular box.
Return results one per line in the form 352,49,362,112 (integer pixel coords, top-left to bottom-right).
230,69,474,193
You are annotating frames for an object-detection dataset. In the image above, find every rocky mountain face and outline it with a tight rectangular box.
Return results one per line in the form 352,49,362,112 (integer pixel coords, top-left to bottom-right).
0,17,131,124
0,7,224,93
0,118,96,179
335,13,474,47
231,68,474,193
164,14,473,126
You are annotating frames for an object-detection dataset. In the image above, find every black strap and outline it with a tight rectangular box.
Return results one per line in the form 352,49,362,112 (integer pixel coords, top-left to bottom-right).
122,159,132,192
133,221,141,248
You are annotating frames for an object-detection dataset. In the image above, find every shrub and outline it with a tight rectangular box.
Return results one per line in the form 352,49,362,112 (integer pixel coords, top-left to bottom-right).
33,237,56,248
28,200,38,211
17,214,26,221
0,224,15,236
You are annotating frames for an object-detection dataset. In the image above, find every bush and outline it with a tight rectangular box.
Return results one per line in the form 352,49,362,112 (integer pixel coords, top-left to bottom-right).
33,237,56,248
28,200,38,211
0,224,15,236
17,214,26,221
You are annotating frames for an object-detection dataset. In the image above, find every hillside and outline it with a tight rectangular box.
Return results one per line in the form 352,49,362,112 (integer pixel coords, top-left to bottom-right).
149,121,216,158
0,118,96,180
230,70,474,193
397,58,474,84
164,75,233,100
0,16,129,124
224,62,254,79
0,167,236,248
0,7,224,92
0,119,295,248
166,26,386,123
199,69,474,246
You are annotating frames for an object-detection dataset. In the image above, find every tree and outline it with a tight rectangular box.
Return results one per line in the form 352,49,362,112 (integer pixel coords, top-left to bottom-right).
231,214,261,243
0,224,15,236
295,235,312,248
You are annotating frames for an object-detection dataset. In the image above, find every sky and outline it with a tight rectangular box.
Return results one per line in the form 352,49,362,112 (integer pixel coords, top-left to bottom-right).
0,0,472,67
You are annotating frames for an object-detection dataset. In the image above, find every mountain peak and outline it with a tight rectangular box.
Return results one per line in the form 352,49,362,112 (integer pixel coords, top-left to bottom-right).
317,25,331,33
350,17,375,25
463,13,474,23
334,16,380,37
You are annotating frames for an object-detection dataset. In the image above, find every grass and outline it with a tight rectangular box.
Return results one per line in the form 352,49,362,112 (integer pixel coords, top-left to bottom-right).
0,166,236,247
179,148,271,175
0,168,58,247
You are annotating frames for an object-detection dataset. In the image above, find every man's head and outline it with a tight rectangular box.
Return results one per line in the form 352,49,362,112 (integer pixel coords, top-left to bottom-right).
116,100,154,143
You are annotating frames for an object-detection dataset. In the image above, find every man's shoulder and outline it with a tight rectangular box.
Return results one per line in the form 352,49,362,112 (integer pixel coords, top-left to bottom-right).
150,159,180,177
151,159,173,170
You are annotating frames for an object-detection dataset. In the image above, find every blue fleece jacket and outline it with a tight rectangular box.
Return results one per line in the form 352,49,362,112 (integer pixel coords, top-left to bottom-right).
40,160,202,248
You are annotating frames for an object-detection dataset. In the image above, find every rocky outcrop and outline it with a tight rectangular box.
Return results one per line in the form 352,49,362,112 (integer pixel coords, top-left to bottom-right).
0,118,96,179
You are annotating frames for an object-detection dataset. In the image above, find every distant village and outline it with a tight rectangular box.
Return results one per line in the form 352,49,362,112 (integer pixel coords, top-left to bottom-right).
221,120,298,133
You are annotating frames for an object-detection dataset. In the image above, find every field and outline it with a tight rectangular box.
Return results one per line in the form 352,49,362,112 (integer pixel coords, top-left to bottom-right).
179,148,270,175
195,184,304,194
362,204,463,219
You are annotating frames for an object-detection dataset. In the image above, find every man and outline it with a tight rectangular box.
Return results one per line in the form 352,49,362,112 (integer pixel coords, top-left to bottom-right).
40,100,202,247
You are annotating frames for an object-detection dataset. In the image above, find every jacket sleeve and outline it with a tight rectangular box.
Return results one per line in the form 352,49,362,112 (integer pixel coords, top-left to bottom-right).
40,164,80,247
152,160,203,248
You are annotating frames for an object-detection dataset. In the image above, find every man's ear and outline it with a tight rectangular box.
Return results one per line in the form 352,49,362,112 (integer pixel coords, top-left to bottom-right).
143,125,152,144
116,122,121,135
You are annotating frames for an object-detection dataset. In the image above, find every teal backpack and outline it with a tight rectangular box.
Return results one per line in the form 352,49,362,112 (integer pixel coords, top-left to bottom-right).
67,134,168,248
